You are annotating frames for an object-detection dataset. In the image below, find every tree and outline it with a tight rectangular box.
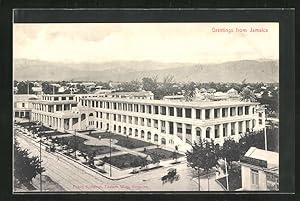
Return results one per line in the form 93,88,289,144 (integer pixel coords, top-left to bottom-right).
42,82,58,94
239,128,279,155
118,80,141,92
142,77,158,92
16,81,34,94
240,87,256,102
172,150,179,163
183,82,196,101
150,152,161,167
219,138,241,170
186,139,218,191
14,141,44,185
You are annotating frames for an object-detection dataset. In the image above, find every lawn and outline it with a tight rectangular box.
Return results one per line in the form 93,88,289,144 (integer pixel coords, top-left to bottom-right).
16,121,37,127
58,136,119,155
27,125,53,132
216,167,242,191
89,132,153,148
140,148,184,161
100,153,145,169
39,131,69,137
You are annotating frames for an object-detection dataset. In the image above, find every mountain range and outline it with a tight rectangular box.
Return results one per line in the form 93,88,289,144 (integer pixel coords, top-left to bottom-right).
14,59,279,83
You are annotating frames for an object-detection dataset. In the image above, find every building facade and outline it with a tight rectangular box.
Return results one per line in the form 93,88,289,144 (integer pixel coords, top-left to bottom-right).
79,96,265,151
240,147,279,191
15,93,266,152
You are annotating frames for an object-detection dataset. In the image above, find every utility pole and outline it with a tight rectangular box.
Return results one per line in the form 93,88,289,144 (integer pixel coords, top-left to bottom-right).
109,130,112,177
198,168,201,191
39,138,42,192
27,81,29,94
225,158,229,191
264,127,268,151
74,129,77,159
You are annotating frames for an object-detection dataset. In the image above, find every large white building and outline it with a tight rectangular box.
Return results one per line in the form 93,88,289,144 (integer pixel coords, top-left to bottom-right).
15,92,266,152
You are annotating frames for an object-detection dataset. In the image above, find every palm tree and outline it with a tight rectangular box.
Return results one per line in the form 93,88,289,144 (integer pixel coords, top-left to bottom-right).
240,87,256,102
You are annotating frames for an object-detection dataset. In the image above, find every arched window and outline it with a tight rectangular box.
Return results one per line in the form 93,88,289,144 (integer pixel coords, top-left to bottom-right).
161,138,166,145
123,127,126,135
135,129,138,137
118,126,121,133
206,127,211,138
89,113,93,117
129,128,132,136
196,127,201,137
154,134,158,142
141,130,145,138
147,131,151,140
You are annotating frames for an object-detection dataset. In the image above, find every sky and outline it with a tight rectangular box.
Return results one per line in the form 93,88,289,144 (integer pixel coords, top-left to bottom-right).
13,23,279,65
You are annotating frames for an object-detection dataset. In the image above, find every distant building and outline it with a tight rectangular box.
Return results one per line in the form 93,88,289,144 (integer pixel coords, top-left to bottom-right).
240,147,279,191
14,94,38,119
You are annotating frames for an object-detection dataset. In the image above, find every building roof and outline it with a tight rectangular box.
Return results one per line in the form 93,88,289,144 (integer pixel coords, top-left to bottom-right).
227,88,238,94
111,91,154,97
82,96,259,108
14,94,38,101
244,147,279,170
163,95,185,99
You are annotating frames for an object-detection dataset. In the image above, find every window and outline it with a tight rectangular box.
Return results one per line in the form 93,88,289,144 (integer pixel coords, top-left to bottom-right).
215,125,220,138
129,116,132,124
154,106,159,114
245,106,249,115
214,109,219,118
196,109,201,119
154,120,158,129
141,105,145,113
177,123,182,133
251,169,259,187
185,108,191,118
160,106,166,115
69,97,73,100
147,118,151,127
54,97,59,101
259,113,262,117
147,105,152,114
222,108,227,117
230,107,236,116
128,104,132,111
22,103,25,107
169,107,174,116
177,108,182,117
238,107,243,116
205,109,210,119
134,104,139,112
259,119,263,125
